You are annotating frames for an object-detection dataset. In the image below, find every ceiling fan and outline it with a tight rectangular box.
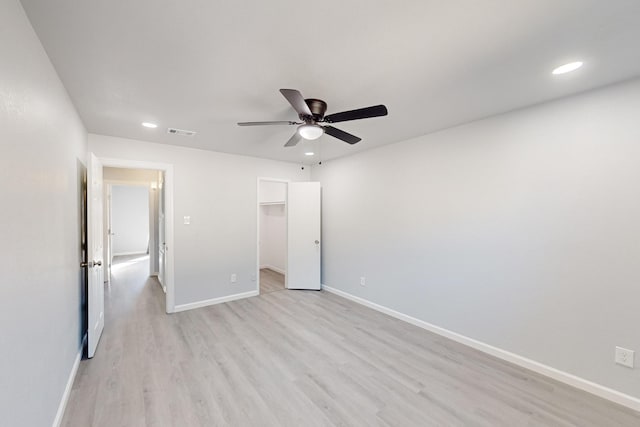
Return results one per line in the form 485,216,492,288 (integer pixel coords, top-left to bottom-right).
238,89,388,147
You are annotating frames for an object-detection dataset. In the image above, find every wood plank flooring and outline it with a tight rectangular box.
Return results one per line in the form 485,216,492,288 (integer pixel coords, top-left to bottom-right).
62,257,640,426
260,268,285,295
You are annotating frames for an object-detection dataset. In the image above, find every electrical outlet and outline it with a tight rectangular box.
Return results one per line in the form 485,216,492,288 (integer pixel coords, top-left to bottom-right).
183,216,190,225
360,277,366,287
615,346,635,368
230,273,237,284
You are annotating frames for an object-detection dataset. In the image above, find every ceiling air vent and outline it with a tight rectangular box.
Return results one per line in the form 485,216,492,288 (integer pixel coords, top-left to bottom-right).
167,127,197,137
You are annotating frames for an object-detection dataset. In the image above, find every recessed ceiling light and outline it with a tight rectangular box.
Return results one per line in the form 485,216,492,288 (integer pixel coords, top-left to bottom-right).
142,122,158,128
305,152,315,156
552,61,583,75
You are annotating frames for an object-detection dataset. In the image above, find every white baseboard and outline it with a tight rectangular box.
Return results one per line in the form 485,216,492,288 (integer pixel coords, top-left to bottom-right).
52,337,85,427
260,264,285,275
322,285,640,413
173,290,259,313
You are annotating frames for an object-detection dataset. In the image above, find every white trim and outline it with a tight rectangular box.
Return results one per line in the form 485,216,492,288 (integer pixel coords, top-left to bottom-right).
52,339,84,427
322,285,640,413
97,157,176,313
259,264,286,275
173,290,259,313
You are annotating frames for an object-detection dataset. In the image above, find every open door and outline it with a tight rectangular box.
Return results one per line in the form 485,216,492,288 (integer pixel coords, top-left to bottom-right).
87,153,105,358
287,182,321,290
105,184,114,285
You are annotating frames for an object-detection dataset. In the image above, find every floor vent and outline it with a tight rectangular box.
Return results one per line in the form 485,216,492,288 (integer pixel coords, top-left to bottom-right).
167,127,197,137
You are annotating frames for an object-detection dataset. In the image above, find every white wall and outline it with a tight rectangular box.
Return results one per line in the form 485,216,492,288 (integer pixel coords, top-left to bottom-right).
0,0,87,425
260,204,286,274
89,134,309,306
111,185,149,255
259,180,286,203
311,77,640,400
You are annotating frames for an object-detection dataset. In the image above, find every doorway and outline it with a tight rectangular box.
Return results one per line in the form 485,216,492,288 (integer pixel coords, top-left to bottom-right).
103,168,160,290
256,179,322,293
258,179,288,294
96,157,175,313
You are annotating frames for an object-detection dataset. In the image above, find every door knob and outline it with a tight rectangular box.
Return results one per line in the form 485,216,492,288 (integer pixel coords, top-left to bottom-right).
315,240,320,244
81,261,101,268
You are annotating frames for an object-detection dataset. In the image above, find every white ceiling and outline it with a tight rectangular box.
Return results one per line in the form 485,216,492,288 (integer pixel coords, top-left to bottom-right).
20,0,640,164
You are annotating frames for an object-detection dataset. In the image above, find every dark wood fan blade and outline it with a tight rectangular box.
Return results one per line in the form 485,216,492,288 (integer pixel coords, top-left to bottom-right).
324,126,362,144
284,131,302,147
324,105,388,123
280,89,313,117
237,121,299,126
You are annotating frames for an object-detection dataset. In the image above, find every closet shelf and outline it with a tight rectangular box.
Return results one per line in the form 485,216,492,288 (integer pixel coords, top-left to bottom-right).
260,201,285,205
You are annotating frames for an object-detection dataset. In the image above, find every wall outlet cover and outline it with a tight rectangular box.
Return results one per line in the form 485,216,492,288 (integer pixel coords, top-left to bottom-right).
615,346,635,368
183,216,191,225
231,273,237,283
360,277,366,286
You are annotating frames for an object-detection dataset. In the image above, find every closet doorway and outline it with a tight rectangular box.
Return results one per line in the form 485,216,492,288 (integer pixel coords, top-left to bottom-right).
258,179,288,294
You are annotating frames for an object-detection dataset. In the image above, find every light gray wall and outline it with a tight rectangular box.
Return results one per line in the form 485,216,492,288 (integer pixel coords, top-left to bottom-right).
0,0,87,425
89,134,310,305
111,185,149,255
311,77,640,399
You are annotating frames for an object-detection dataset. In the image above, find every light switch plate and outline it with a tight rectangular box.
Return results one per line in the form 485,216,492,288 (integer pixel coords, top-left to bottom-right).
183,216,190,225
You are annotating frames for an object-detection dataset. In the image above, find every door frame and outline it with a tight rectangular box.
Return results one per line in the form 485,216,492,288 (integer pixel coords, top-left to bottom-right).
98,157,176,313
256,177,289,294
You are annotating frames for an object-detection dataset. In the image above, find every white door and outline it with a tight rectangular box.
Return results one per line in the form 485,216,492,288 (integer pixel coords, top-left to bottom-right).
287,182,321,290
158,172,166,290
87,153,105,358
106,184,113,285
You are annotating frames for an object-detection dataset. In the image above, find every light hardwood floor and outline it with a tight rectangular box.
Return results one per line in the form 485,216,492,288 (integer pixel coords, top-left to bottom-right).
260,268,285,295
62,258,640,426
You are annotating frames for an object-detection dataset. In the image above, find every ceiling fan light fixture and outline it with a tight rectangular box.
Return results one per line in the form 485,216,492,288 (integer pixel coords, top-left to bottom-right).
298,124,324,140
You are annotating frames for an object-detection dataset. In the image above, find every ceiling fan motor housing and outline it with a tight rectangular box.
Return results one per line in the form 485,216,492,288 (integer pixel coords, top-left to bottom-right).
304,98,327,121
